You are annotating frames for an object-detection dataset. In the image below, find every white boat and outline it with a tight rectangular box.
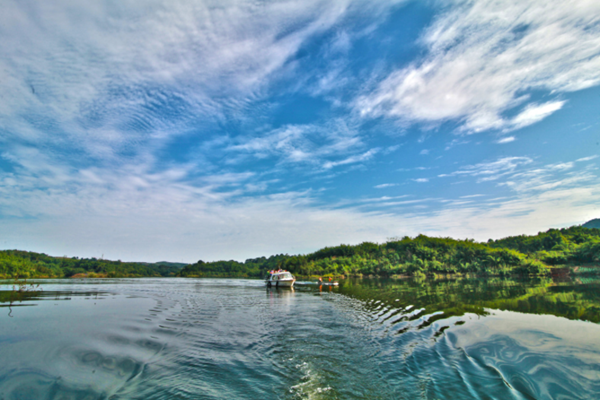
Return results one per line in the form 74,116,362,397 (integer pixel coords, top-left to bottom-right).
265,270,296,288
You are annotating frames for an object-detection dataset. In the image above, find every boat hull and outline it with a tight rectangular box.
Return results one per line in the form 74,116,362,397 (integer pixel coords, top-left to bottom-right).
265,279,295,288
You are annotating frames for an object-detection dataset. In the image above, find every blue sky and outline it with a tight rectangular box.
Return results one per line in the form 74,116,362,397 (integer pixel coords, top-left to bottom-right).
1,0,599,262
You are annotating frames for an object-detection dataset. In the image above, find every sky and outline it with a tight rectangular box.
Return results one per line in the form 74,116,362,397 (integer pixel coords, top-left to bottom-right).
1,0,599,263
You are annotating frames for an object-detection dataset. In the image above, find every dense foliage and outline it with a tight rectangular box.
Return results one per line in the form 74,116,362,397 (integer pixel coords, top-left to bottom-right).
179,226,600,279
3,225,600,280
488,226,600,266
0,250,186,279
179,226,600,278
177,255,289,278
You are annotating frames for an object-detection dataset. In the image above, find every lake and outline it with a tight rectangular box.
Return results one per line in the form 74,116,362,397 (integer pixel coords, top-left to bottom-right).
1,277,600,399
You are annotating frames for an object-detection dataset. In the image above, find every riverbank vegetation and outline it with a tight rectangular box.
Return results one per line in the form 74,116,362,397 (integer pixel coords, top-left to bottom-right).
179,225,600,278
0,250,185,279
2,225,599,280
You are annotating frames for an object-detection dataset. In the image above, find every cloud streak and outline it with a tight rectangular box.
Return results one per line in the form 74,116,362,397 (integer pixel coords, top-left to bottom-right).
439,156,533,182
496,136,516,144
356,0,600,132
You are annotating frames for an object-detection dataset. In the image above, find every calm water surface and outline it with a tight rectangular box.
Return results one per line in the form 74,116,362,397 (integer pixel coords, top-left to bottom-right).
1,277,600,399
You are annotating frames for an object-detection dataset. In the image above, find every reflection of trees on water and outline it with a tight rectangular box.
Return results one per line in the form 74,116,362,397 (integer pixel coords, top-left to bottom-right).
0,280,42,317
0,288,108,317
338,277,600,324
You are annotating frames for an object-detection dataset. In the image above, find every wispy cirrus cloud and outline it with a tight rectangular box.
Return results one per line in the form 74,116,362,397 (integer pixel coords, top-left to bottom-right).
439,156,533,182
1,0,386,162
323,148,379,169
226,119,374,170
1,146,599,262
501,159,597,193
0,0,405,246
356,0,600,133
438,154,598,196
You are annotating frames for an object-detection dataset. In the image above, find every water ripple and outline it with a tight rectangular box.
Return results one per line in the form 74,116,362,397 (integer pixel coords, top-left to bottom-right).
1,278,600,399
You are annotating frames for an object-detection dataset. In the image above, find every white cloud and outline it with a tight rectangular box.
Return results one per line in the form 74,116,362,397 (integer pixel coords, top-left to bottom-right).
445,138,470,150
229,125,312,160
496,136,516,144
356,0,600,132
577,155,598,162
377,199,435,207
398,166,432,172
508,101,566,131
354,195,409,204
548,162,574,171
413,178,429,183
374,183,397,189
384,145,401,154
322,148,379,169
419,149,430,155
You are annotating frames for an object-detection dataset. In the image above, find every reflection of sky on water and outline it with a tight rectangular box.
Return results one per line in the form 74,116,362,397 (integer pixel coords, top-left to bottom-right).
266,287,295,313
0,294,158,398
449,310,600,399
1,278,600,399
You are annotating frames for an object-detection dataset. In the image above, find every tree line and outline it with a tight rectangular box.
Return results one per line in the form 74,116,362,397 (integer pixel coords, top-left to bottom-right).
0,250,185,279
179,226,600,278
2,225,599,280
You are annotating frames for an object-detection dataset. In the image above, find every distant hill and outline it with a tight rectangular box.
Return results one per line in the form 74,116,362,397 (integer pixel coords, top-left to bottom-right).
0,250,189,279
582,218,600,229
150,261,189,268
138,261,189,277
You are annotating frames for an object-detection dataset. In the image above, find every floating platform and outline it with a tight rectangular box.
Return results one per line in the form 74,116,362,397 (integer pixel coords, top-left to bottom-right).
295,281,339,287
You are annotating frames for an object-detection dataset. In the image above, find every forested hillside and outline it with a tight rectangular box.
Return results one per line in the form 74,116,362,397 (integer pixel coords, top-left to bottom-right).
0,250,186,279
179,226,600,278
4,225,600,280
583,218,600,229
488,226,600,265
